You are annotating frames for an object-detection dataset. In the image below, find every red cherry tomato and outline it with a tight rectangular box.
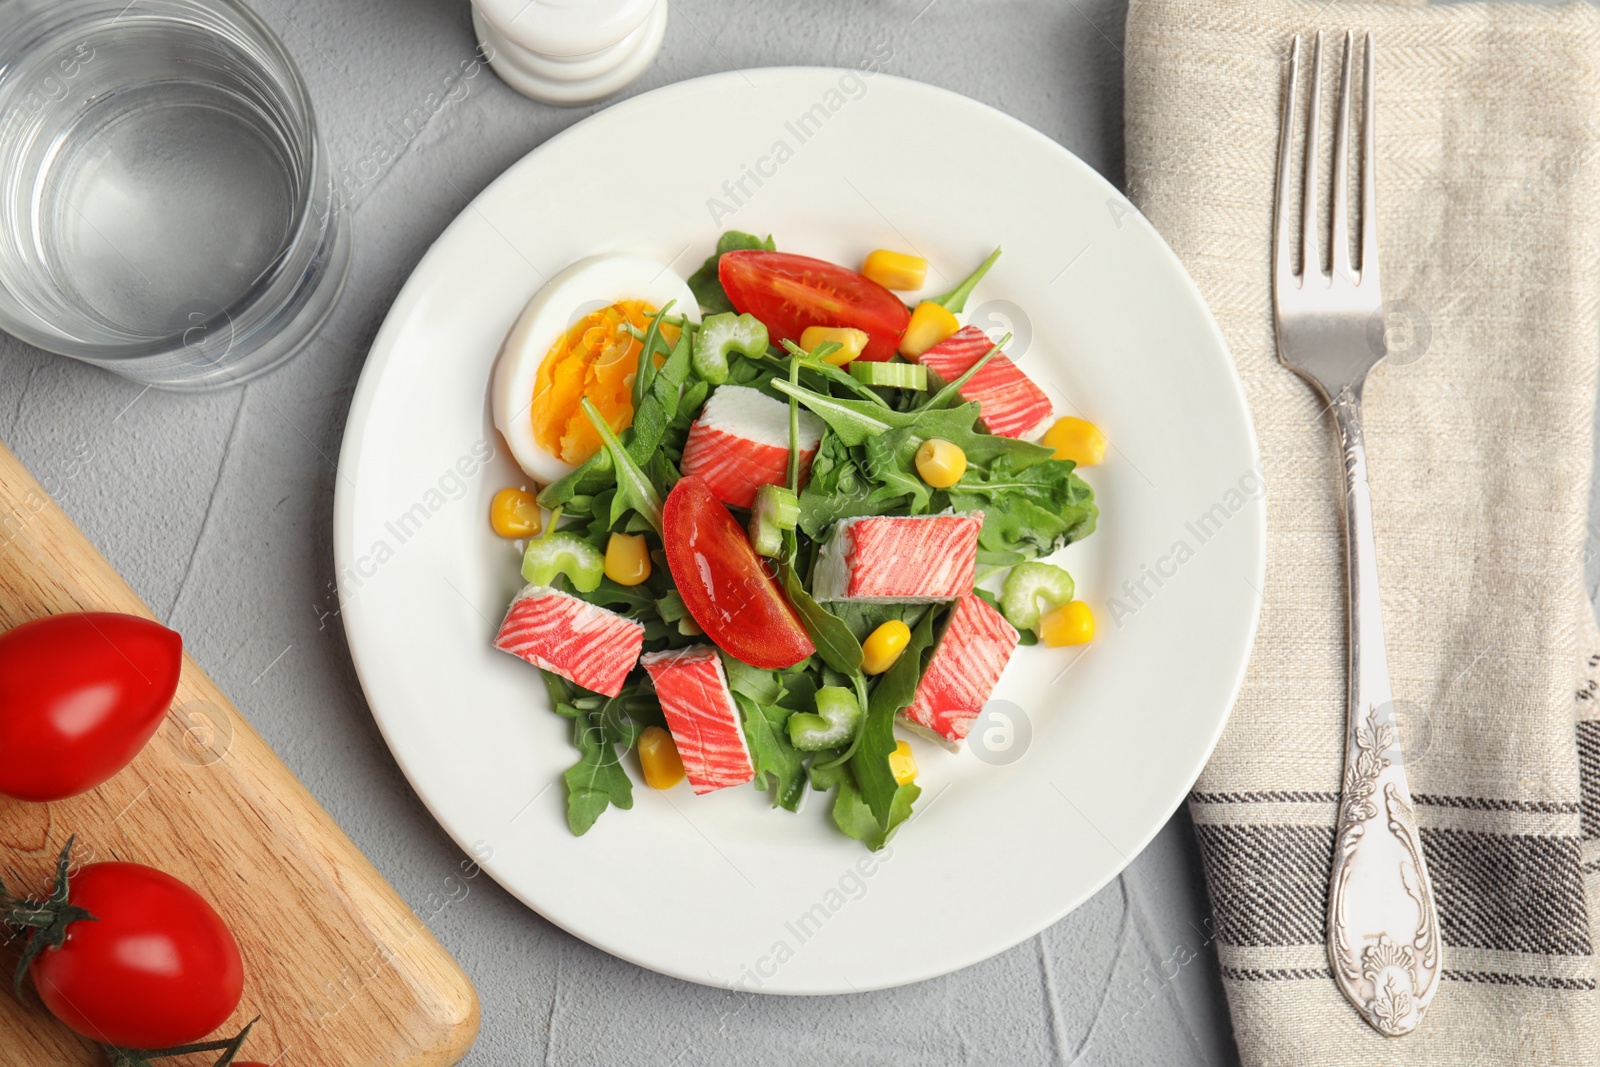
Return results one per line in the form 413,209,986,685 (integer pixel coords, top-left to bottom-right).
0,612,183,801
662,476,814,669
719,250,911,361
31,861,244,1048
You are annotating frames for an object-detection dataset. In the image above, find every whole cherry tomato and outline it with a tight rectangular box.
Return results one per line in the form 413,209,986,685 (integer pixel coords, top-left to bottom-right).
662,476,814,669
719,250,910,361
0,612,183,801
29,860,244,1049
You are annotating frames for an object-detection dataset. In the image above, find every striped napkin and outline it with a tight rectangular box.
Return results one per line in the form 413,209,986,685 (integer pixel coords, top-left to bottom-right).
1124,1,1600,1062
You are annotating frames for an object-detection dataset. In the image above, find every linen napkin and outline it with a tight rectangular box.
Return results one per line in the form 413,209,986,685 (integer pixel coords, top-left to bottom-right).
1124,1,1600,1062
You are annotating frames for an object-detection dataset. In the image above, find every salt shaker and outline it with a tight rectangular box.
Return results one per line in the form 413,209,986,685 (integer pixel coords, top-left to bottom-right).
470,0,668,106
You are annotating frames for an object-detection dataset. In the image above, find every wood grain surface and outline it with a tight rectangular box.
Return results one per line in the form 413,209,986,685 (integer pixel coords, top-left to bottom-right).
0,439,480,1066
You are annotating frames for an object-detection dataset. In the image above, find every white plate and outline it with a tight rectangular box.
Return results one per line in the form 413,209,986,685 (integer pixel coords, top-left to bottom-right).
336,68,1263,994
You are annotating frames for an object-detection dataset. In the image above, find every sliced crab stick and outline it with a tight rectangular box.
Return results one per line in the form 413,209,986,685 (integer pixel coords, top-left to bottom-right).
640,645,755,795
679,385,824,509
911,326,1054,439
494,584,644,697
900,594,1020,748
812,512,983,603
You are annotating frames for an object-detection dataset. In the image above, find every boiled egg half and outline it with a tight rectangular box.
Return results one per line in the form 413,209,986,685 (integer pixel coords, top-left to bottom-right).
493,254,700,484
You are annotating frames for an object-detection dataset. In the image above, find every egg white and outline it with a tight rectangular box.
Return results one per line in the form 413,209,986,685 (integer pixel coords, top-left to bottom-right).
492,254,701,485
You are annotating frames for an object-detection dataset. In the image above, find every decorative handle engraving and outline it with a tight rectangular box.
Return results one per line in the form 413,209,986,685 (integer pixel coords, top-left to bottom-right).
1326,386,1441,1036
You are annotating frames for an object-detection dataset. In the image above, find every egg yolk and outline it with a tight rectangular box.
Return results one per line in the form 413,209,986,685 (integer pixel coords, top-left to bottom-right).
529,300,679,466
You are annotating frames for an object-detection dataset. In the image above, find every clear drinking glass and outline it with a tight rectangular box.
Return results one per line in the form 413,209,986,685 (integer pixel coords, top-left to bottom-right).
0,0,348,390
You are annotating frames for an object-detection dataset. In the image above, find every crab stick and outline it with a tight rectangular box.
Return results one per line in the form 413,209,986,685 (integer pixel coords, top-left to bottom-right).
911,326,1054,439
640,645,755,794
494,584,644,698
900,594,1020,748
811,512,983,603
679,385,824,509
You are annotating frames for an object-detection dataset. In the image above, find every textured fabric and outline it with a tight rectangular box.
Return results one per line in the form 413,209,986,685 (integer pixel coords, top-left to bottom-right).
1124,1,1600,1063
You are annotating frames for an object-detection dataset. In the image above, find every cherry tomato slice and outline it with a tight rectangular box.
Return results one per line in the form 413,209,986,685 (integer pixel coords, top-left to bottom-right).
719,250,910,362
32,861,244,1049
0,612,183,802
662,476,814,669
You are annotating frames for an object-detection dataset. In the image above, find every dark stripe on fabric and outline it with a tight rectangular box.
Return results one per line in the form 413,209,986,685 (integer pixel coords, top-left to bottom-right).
1410,795,1582,814
1195,825,1592,955
1579,720,1600,839
1220,966,1595,990
1219,966,1331,981
1189,790,1339,805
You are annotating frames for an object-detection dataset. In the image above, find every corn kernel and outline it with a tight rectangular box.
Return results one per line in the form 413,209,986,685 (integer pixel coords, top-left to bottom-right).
899,301,961,358
1041,417,1107,467
604,532,651,586
888,740,918,786
862,619,912,675
638,726,685,789
1039,600,1095,647
915,438,967,489
861,249,928,291
490,487,541,538
800,325,869,366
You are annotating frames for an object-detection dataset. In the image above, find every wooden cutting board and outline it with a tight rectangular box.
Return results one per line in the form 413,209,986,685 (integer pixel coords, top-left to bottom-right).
0,440,480,1065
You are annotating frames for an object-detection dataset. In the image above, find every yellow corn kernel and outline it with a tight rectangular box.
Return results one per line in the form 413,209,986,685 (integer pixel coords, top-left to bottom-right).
638,726,685,790
490,487,541,538
915,438,967,489
861,249,928,291
862,619,912,675
1039,600,1095,647
604,532,651,586
888,739,918,786
800,325,869,366
1041,417,1107,467
899,301,961,358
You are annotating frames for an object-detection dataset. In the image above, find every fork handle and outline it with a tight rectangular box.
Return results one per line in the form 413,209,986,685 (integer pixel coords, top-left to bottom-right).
1325,385,1442,1036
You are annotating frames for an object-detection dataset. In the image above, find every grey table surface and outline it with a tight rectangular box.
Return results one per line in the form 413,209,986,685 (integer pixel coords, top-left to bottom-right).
11,0,1528,1064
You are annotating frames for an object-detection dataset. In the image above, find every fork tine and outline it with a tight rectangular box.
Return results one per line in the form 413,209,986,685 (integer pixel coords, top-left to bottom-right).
1360,33,1379,283
1329,31,1354,281
1301,31,1325,280
1274,36,1302,286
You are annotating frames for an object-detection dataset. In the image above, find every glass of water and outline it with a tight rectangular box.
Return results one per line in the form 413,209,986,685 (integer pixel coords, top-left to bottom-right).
0,0,349,390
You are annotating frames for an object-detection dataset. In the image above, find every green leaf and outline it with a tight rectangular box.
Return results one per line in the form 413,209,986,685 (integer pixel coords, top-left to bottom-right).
768,378,920,446
777,560,863,675
721,652,785,706
563,697,634,835
946,453,1099,559
851,607,940,827
686,231,776,315
733,690,805,812
581,396,663,533
929,246,1001,313
797,433,889,538
832,772,921,851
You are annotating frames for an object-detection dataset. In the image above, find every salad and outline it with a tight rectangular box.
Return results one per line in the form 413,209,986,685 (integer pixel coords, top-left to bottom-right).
485,232,1104,850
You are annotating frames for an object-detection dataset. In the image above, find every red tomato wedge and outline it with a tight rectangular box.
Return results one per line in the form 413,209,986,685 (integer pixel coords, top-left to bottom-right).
31,861,244,1048
0,612,183,802
719,250,910,361
662,476,814,669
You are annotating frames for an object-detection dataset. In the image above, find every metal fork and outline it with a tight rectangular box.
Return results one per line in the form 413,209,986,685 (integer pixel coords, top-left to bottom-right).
1273,31,1441,1036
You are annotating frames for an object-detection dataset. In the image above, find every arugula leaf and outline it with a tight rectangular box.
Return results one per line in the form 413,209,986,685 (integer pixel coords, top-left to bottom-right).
543,673,635,835
581,397,664,532
777,560,863,675
732,690,805,811
946,453,1098,558
832,771,921,851
797,433,886,538
687,231,776,314
929,246,1001,313
722,652,785,706
769,379,920,446
852,606,940,827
